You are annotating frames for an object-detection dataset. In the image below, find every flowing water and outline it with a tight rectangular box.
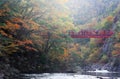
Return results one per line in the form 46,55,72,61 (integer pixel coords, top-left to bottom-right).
21,70,120,79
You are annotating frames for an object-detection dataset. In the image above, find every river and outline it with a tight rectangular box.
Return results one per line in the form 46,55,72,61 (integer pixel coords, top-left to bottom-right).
21,70,120,79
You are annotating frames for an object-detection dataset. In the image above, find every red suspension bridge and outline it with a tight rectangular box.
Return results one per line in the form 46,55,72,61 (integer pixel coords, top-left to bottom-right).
69,30,114,38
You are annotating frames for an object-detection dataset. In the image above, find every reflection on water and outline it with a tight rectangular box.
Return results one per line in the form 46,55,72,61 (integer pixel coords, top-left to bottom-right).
88,69,110,73
21,72,120,79
85,70,120,78
21,73,96,79
85,71,120,79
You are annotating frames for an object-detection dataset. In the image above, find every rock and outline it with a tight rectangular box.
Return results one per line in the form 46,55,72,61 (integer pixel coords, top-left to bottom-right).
97,76,103,79
0,73,4,79
0,63,20,79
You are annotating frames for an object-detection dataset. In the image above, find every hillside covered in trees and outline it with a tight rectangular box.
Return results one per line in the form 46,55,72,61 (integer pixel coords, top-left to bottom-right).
0,0,120,79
